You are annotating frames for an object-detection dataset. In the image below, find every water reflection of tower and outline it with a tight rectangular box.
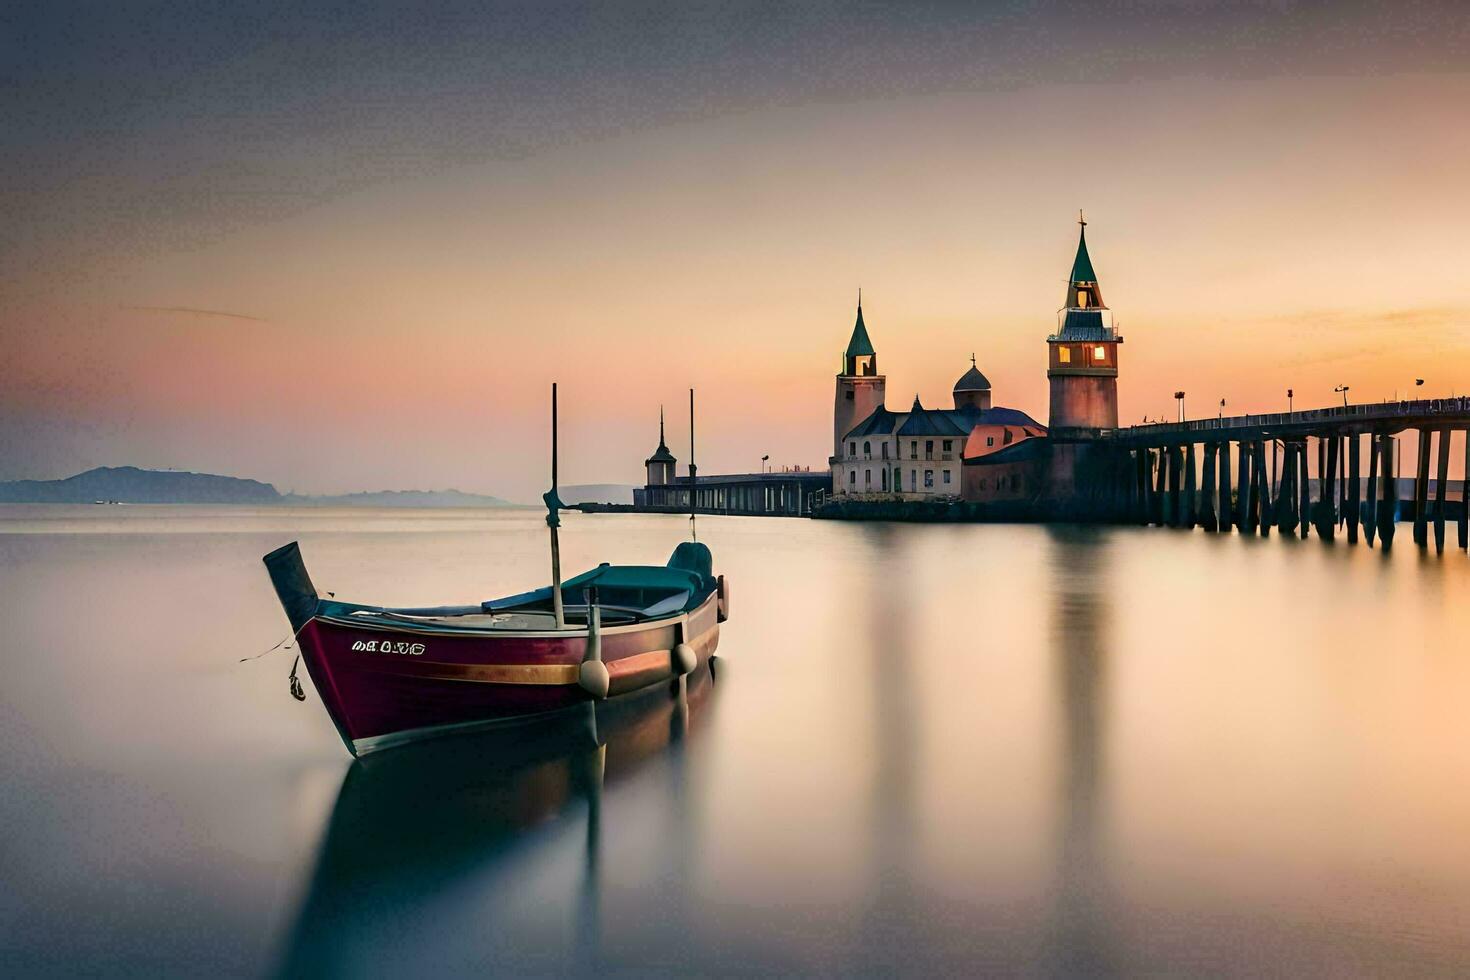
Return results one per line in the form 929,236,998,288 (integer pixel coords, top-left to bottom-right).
858,525,921,970
1045,525,1115,975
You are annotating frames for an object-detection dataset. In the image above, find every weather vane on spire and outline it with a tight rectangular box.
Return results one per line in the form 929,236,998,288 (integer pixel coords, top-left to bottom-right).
971,352,976,367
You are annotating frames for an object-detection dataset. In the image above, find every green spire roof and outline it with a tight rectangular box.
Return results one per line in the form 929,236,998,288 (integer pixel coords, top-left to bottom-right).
1070,225,1097,283
845,301,875,358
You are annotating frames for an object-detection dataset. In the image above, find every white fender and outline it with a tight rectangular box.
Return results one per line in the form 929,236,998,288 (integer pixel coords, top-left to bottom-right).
673,642,697,676
579,659,610,699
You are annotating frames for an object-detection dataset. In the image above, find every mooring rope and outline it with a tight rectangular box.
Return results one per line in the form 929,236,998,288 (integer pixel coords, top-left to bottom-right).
240,618,313,703
239,617,310,663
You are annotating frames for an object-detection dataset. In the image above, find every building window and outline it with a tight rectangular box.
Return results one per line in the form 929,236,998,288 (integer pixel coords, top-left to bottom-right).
864,469,872,488
1003,428,1013,445
925,440,934,460
910,470,917,491
849,441,856,456
882,468,889,491
943,470,951,484
863,441,871,459
1057,346,1071,364
1093,345,1106,361
849,471,855,485
910,441,918,460
924,470,934,489
881,443,889,459
942,440,952,452
986,436,994,447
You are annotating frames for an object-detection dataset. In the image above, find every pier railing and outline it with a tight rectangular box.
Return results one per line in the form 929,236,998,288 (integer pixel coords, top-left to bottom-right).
1053,396,1470,446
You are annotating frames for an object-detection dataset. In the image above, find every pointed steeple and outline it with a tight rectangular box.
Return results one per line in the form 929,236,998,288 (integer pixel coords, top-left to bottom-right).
1071,210,1097,283
645,406,676,465
1065,211,1105,311
845,292,876,359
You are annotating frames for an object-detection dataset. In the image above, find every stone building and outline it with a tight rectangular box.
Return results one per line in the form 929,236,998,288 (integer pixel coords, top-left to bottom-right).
830,216,1124,507
829,305,1047,501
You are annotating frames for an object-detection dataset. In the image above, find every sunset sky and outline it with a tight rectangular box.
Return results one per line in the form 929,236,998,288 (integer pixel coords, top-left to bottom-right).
4,2,1469,499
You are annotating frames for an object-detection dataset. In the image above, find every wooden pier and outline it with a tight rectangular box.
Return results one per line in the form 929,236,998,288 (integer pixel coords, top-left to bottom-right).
1056,397,1470,551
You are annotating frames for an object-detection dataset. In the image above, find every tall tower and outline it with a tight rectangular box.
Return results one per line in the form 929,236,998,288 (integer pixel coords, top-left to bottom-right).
833,295,887,457
644,407,677,485
1047,213,1122,430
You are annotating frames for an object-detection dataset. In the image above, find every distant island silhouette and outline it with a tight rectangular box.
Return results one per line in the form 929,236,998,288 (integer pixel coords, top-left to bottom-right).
0,466,630,507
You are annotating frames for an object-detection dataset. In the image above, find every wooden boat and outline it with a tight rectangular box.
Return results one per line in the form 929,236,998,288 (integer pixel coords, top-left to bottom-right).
263,385,728,757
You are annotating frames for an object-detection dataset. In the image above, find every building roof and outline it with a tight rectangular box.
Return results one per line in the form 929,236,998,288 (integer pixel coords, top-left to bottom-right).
953,355,991,392
1055,309,1110,341
845,301,875,358
843,401,1044,441
962,430,1050,466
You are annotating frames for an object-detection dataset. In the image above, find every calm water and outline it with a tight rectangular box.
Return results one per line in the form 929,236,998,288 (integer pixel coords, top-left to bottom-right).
3,506,1470,977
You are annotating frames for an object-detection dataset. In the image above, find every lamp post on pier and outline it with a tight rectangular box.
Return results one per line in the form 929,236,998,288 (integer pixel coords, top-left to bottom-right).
1334,384,1351,408
1174,391,1186,423
1287,388,1294,413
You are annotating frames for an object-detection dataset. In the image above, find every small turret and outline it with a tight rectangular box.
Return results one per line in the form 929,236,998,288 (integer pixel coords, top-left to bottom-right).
644,407,677,486
953,354,992,410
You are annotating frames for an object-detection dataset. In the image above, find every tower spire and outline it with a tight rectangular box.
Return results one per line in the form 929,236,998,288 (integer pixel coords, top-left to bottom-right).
659,405,666,448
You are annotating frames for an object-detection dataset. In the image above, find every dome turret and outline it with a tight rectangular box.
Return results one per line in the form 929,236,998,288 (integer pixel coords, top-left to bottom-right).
953,354,993,410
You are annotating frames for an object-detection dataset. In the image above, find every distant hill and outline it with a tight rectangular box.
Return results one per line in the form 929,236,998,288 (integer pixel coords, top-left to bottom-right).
280,489,516,508
0,466,517,507
0,466,279,504
558,483,636,505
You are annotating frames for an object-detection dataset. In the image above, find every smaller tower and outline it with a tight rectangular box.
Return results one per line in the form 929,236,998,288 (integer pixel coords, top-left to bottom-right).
1047,212,1122,430
833,294,887,458
644,407,677,486
953,354,992,411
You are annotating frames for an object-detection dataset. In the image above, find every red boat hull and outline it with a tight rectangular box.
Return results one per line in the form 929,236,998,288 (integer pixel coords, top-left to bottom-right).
297,592,722,754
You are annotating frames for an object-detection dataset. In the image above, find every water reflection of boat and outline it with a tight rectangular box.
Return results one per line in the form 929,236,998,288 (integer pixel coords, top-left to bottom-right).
262,385,728,757
276,661,715,977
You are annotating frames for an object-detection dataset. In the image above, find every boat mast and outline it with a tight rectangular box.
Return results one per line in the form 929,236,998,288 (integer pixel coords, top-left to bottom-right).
688,388,697,537
549,382,566,628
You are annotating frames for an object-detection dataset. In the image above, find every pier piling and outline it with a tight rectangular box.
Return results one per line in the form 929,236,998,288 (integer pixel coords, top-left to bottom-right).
1414,428,1431,547
1347,434,1361,544
1316,435,1338,540
1219,442,1233,533
1254,441,1271,536
1183,443,1197,530
1166,446,1182,527
1200,442,1218,531
1433,427,1450,552
1461,430,1469,550
1364,432,1378,547
1276,441,1297,535
1298,441,1311,540
1378,434,1396,548
1152,448,1166,526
